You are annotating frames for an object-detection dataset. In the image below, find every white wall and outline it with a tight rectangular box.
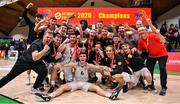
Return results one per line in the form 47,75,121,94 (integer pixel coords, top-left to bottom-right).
81,0,119,7
156,5,180,29
0,0,19,7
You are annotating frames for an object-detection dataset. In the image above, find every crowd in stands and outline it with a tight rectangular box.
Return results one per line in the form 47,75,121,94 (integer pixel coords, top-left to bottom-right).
0,38,27,58
160,23,180,51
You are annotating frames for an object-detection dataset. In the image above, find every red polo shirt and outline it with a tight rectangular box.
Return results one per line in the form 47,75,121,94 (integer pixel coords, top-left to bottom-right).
138,32,167,58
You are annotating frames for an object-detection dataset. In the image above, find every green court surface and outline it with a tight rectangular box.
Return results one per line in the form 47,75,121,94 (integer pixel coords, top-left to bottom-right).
0,94,22,104
154,64,180,76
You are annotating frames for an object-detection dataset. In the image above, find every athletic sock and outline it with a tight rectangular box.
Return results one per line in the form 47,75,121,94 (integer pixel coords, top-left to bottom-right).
50,81,55,87
49,92,56,98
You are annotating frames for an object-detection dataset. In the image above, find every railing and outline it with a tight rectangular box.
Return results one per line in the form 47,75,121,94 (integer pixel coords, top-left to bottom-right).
0,0,19,7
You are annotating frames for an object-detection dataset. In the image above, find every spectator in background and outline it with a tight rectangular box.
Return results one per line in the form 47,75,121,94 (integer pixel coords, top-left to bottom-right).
175,32,180,48
168,24,176,44
160,24,167,36
18,38,27,57
174,24,180,48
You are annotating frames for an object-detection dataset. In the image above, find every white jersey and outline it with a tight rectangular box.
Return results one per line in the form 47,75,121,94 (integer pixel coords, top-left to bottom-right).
61,43,77,64
74,62,89,82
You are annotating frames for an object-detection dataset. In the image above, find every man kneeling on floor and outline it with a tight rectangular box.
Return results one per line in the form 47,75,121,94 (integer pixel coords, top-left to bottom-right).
34,51,123,101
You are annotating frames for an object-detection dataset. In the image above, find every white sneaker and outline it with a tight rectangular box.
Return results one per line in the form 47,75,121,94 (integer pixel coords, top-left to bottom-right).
109,86,123,100
31,87,43,94
152,89,158,94
148,85,158,94
43,77,49,88
35,93,51,102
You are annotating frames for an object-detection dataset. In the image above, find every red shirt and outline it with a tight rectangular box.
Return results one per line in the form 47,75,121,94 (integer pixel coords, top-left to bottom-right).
138,32,167,58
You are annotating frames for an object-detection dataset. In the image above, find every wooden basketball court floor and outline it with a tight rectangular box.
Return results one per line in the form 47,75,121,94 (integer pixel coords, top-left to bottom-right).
0,60,180,104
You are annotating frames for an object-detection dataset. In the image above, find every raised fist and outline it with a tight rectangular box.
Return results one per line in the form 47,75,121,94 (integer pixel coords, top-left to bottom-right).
43,44,50,52
26,3,34,9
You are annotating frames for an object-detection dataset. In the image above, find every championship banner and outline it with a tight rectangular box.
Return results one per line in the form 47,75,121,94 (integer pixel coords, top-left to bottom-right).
38,8,151,25
167,52,180,72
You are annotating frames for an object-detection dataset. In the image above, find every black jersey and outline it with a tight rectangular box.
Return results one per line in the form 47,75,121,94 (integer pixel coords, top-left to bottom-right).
123,52,146,72
101,54,131,76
